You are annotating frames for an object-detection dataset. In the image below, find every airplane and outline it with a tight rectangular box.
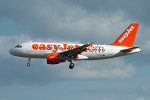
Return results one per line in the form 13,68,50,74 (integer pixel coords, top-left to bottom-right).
9,23,141,69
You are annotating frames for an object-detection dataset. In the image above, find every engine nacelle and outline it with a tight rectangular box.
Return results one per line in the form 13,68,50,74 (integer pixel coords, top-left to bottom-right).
47,53,65,64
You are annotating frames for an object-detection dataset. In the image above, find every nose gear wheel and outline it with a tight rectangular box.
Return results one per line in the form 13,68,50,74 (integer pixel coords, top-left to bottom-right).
27,58,31,66
69,63,74,69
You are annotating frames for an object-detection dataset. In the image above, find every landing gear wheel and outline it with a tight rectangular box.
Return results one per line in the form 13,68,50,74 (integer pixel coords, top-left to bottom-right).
27,63,30,66
69,63,74,69
27,58,31,67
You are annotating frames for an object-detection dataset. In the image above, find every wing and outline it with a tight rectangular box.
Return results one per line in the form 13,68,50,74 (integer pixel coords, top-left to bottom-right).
59,42,93,60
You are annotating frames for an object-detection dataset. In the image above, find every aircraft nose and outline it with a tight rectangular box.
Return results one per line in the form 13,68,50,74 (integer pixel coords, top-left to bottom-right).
9,49,16,55
9,49,13,55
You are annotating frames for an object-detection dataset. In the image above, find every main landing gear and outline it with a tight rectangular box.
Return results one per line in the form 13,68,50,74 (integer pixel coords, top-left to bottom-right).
27,58,31,66
69,62,75,69
68,59,75,69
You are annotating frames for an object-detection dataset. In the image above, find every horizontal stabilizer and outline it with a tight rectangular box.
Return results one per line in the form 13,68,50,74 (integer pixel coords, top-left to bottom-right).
121,47,139,53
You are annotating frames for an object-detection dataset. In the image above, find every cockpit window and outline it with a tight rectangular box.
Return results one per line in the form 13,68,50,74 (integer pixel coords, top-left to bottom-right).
15,44,22,48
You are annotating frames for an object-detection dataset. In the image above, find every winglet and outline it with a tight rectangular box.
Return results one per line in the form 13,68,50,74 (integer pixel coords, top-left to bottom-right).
110,23,139,47
89,42,94,46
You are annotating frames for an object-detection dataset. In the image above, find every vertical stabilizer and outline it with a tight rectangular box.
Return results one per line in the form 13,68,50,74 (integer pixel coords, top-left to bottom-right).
110,23,139,47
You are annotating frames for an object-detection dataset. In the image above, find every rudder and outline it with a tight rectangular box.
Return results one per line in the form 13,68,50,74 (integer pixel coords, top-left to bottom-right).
110,23,139,47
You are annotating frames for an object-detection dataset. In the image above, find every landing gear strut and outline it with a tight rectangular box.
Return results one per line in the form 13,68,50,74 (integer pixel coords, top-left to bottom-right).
27,58,31,66
69,62,74,69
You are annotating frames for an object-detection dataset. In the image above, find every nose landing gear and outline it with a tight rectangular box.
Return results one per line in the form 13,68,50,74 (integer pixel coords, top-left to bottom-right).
27,58,31,66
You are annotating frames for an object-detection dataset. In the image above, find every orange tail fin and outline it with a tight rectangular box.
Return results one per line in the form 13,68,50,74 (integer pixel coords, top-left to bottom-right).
110,23,139,47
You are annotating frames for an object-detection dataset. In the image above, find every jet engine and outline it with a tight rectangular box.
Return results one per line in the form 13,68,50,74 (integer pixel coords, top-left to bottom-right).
47,53,65,64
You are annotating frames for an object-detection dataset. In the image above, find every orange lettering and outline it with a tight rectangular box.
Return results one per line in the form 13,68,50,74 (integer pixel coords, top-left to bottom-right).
32,44,38,50
60,44,67,51
53,45,60,52
47,44,52,50
68,45,74,50
88,46,94,52
95,46,104,52
39,44,46,50
74,45,79,48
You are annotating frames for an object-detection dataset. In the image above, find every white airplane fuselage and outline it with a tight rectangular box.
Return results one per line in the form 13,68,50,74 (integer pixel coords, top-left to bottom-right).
10,42,141,60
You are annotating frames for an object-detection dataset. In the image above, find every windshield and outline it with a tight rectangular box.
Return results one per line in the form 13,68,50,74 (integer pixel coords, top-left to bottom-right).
15,44,22,48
